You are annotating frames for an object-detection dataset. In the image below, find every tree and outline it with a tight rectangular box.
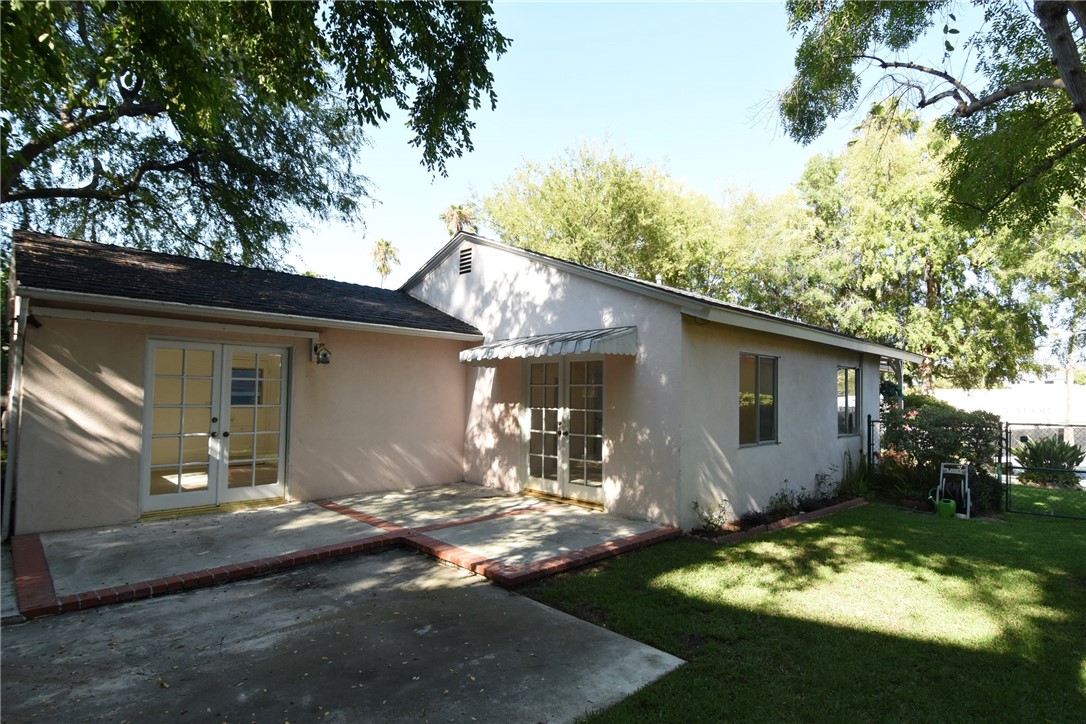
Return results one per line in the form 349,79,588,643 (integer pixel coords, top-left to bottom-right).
441,204,479,236
779,109,1045,390
1,0,508,267
780,0,1086,232
481,144,724,289
370,238,400,288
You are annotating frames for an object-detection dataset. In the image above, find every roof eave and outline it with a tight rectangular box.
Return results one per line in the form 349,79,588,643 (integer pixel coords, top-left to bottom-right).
697,307,924,363
14,285,483,342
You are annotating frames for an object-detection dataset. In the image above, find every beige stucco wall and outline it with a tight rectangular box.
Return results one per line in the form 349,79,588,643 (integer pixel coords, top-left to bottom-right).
679,318,879,529
409,241,685,526
13,313,469,534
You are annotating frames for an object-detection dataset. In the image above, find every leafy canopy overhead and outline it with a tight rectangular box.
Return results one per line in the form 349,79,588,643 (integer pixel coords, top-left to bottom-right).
0,0,509,267
780,0,1086,232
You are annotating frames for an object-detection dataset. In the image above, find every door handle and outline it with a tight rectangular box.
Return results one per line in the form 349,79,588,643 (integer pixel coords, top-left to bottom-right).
222,431,230,438
210,431,218,439
561,431,569,437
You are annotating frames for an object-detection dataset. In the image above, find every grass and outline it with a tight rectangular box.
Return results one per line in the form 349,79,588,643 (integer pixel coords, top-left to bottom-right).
522,503,1086,722
1007,482,1086,518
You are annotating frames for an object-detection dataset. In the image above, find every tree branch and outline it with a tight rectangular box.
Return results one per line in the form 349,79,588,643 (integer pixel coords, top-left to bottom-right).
4,152,201,203
1,98,166,201
951,134,1086,215
860,55,978,105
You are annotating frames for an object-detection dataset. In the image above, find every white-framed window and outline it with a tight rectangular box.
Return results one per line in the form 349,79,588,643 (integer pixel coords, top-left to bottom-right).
837,366,860,436
740,354,777,445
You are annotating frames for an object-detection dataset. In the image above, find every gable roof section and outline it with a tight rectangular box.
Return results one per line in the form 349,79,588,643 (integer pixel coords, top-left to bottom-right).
11,230,481,339
404,232,924,363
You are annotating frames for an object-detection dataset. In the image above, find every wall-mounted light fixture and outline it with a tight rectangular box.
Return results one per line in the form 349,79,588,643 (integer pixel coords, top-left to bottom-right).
313,343,331,365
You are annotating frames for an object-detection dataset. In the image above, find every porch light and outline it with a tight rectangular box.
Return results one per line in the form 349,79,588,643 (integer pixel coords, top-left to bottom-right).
314,343,331,364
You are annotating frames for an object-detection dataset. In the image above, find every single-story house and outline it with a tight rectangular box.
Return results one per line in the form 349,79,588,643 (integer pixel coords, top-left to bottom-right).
3,230,921,535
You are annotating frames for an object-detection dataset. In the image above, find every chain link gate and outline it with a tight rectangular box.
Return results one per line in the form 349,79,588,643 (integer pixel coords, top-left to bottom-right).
1002,422,1086,519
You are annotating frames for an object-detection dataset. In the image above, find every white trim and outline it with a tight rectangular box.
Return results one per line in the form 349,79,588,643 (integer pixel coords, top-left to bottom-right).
2,296,28,538
16,286,483,343
35,306,325,360
403,233,923,363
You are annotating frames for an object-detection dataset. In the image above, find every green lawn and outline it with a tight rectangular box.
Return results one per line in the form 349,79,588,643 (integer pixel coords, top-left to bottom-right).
1007,482,1086,518
523,504,1086,722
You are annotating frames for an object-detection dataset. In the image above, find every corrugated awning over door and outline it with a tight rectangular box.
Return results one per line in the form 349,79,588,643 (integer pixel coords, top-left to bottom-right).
459,326,638,365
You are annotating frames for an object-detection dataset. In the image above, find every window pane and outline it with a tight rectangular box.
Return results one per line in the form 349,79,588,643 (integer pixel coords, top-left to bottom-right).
152,408,181,436
184,407,211,434
155,348,183,376
231,407,256,433
261,380,281,405
178,466,209,492
586,411,603,436
585,460,603,484
585,385,603,411
530,364,544,385
739,355,757,445
570,385,585,410
570,361,586,384
256,407,280,432
530,386,544,408
758,357,776,442
253,462,279,486
545,363,558,385
149,469,178,496
586,361,603,385
529,455,542,478
228,463,253,489
186,350,213,377
154,378,182,406
182,436,209,464
232,352,257,372
185,379,212,406
151,437,179,466
530,408,542,430
258,353,282,380
230,433,254,460
570,411,585,434
254,433,279,458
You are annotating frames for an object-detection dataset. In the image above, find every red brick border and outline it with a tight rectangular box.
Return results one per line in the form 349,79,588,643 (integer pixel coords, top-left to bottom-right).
695,498,868,545
11,534,59,618
11,500,683,620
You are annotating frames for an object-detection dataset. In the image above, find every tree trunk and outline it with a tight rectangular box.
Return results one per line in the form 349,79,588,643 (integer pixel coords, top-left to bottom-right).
1035,1,1086,129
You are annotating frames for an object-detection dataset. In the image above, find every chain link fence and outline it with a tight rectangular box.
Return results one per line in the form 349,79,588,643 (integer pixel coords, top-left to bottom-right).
1003,423,1086,519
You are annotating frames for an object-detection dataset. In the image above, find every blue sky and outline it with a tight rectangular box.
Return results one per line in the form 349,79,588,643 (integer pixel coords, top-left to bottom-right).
289,1,949,287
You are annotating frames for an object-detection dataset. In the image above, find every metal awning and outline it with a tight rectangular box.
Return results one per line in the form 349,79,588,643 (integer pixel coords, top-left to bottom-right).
459,326,638,365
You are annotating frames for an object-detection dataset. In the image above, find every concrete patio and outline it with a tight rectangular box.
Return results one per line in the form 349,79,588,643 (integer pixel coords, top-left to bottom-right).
5,483,680,621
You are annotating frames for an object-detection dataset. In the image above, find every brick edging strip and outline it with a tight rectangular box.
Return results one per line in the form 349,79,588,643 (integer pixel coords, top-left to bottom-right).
14,500,684,620
11,534,58,619
15,532,402,620
698,498,868,546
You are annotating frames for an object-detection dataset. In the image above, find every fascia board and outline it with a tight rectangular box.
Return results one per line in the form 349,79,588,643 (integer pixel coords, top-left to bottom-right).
15,286,483,342
701,307,925,363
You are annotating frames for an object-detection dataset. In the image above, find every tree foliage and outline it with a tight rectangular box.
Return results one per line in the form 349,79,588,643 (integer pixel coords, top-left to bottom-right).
1,0,508,266
780,0,1086,232
480,144,724,289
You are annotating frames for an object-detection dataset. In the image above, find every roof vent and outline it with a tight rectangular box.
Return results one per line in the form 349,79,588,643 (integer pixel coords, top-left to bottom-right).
459,247,472,275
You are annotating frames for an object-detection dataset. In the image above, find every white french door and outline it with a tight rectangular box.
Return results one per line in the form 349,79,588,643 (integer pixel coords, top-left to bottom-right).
141,341,289,512
525,358,604,504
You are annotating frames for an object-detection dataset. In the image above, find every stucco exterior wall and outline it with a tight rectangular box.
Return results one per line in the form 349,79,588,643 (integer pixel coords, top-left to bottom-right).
679,318,878,529
409,241,685,525
13,314,469,534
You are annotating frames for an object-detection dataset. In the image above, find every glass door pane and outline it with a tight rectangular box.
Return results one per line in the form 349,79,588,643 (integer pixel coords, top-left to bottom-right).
220,347,286,501
527,362,562,496
144,345,217,510
567,361,604,488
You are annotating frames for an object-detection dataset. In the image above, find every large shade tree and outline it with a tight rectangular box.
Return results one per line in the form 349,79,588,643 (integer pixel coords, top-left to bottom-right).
780,0,1086,232
1,0,509,267
481,144,725,290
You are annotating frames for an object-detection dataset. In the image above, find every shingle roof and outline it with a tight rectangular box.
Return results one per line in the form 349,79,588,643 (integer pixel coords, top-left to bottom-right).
12,230,480,337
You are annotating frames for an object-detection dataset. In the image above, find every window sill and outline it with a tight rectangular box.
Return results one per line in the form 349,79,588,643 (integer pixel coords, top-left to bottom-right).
739,440,780,448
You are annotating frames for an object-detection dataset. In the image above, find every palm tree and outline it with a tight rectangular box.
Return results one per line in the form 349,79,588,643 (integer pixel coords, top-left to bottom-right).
441,204,478,236
371,238,400,288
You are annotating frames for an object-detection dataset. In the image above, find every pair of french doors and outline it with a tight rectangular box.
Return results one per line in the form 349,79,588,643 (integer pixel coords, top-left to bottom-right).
525,359,604,505
141,341,288,512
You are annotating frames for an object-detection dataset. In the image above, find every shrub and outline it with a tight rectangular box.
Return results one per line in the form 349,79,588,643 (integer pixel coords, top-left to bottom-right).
1012,436,1086,487
691,498,730,532
874,398,1003,515
737,508,775,528
766,483,801,519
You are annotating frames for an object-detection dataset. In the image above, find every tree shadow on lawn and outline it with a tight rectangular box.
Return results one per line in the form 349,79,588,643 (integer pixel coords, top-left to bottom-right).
526,504,1086,722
